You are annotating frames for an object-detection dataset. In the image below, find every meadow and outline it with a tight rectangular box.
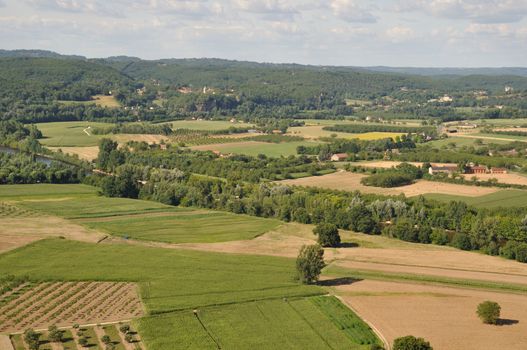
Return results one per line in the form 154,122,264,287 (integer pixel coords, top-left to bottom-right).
424,189,527,208
35,121,112,147
82,210,281,243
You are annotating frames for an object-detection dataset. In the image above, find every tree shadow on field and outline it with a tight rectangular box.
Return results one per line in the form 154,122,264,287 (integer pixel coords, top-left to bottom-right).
339,242,359,248
317,277,363,287
496,318,519,326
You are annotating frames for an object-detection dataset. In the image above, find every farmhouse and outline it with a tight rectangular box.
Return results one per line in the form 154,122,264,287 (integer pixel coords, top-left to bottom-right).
467,166,487,174
331,153,348,162
428,165,458,175
490,167,508,174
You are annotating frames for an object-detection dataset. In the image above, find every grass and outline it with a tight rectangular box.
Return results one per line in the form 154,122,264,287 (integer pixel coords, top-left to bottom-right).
83,210,281,244
10,334,24,350
61,329,78,350
80,327,101,350
192,140,322,157
35,121,112,147
472,133,527,142
102,325,126,350
17,196,176,219
0,184,98,199
138,297,378,350
168,120,254,131
424,189,527,208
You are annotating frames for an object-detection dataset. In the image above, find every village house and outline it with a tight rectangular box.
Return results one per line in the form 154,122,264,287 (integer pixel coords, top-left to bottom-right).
330,153,348,162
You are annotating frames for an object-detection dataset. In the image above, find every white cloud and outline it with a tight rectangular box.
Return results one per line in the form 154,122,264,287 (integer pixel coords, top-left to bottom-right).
330,0,377,23
397,0,527,23
25,0,124,17
385,25,415,42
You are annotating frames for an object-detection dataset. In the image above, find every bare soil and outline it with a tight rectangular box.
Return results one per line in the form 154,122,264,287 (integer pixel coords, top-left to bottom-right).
334,279,527,350
0,216,105,253
278,171,498,197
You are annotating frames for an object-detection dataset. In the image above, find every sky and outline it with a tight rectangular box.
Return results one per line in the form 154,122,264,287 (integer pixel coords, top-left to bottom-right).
1,0,526,67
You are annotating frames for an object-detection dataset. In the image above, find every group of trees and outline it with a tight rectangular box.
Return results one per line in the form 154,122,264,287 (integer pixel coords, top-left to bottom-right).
0,152,85,184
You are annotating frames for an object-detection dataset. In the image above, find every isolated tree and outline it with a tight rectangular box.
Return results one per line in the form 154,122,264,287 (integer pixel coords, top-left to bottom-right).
48,325,63,343
477,301,501,324
124,334,133,343
101,335,111,344
313,223,341,247
24,329,41,350
393,335,432,350
296,244,326,284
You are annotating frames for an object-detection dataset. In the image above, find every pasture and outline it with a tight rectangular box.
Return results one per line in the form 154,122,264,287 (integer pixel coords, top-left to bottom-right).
81,209,281,244
35,121,111,147
191,140,322,157
425,189,527,208
278,171,498,197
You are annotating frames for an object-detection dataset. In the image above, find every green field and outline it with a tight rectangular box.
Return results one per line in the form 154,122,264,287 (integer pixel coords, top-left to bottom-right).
193,140,322,157
35,121,112,147
139,297,379,350
83,210,281,243
426,136,511,148
472,133,527,142
476,118,527,126
17,196,176,219
0,183,98,199
0,239,367,349
425,189,527,208
169,120,254,131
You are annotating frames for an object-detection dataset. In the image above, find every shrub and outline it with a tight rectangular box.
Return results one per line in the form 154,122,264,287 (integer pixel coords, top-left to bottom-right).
393,335,433,350
296,244,326,284
430,229,449,245
499,241,517,259
119,325,130,334
313,223,341,247
450,232,472,250
514,243,527,263
477,301,501,324
78,337,88,347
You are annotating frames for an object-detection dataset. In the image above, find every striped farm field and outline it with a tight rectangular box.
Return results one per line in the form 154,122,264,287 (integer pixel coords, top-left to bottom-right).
0,281,143,333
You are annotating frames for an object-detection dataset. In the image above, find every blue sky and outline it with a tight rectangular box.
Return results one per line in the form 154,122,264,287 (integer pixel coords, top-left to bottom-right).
1,0,526,66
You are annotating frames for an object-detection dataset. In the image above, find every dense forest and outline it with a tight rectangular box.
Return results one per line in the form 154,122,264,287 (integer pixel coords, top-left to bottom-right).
1,51,527,125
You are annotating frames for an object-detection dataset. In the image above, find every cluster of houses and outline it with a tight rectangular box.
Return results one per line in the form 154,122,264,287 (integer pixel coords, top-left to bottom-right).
428,164,507,175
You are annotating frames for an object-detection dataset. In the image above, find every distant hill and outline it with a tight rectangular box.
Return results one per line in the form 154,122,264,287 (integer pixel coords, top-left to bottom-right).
0,49,86,60
360,66,527,77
